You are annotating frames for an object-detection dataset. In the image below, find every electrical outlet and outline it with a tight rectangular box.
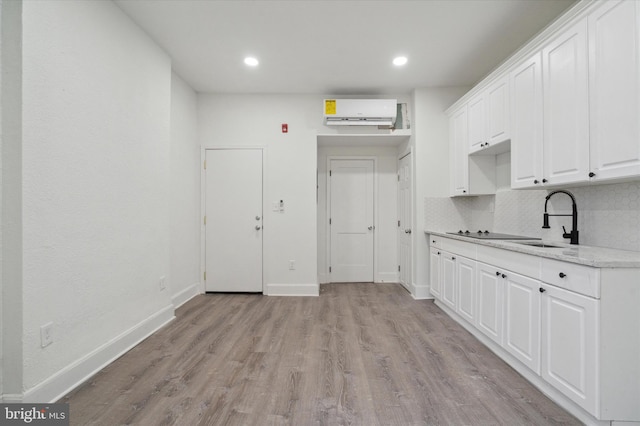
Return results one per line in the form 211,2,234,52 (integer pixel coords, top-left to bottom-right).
41,322,53,348
159,276,166,291
289,260,295,270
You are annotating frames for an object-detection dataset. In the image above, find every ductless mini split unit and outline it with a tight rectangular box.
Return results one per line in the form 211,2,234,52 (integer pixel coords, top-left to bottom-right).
323,99,397,126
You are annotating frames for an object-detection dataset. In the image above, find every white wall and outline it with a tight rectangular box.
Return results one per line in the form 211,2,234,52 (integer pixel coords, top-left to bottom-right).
170,72,200,307
198,94,319,296
22,0,174,401
317,145,399,284
1,0,23,401
413,87,469,298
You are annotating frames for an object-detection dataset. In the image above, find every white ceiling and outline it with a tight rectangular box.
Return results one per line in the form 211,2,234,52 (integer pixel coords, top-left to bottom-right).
115,0,577,95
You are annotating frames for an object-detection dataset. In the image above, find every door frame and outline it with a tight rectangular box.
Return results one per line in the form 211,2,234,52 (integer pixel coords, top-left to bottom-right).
326,156,378,283
200,146,267,293
397,150,412,291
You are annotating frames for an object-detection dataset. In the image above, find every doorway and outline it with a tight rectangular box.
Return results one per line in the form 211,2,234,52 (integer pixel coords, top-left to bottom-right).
328,159,375,282
398,152,412,290
204,149,263,292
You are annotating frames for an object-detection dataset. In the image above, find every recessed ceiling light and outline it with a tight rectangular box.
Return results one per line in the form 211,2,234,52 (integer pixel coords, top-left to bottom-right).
393,56,408,66
244,57,259,67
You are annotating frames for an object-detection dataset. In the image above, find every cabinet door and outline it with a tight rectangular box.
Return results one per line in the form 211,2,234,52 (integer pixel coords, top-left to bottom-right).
541,284,598,416
476,262,503,346
542,18,590,186
429,248,442,300
504,271,541,374
486,76,510,145
441,252,457,311
456,256,476,325
468,94,486,153
589,0,640,181
450,106,469,196
511,53,544,189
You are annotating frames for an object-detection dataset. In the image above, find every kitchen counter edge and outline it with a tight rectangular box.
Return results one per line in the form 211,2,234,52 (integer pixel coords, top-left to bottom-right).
425,230,640,268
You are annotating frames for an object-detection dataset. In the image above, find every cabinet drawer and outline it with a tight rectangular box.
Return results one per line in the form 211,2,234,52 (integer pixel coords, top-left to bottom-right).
441,238,477,259
477,245,541,279
429,235,442,249
541,258,600,298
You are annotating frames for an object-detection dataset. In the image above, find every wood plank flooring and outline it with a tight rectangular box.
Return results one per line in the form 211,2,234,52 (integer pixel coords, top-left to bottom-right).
61,283,580,425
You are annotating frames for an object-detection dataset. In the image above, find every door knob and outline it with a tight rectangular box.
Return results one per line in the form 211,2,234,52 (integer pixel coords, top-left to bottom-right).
255,225,261,230
368,226,373,230
255,216,261,220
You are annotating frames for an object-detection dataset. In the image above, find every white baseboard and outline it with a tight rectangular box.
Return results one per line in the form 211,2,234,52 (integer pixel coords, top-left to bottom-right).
22,304,175,403
172,282,201,309
411,283,432,300
266,283,319,296
1,394,24,403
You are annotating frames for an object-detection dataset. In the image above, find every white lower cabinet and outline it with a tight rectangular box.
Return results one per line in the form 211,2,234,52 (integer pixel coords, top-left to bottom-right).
440,251,457,311
456,256,476,325
503,271,541,375
428,235,640,424
476,262,503,345
540,284,598,416
429,248,442,299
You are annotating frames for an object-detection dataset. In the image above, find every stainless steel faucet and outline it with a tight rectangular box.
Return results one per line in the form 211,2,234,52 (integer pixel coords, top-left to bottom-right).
542,190,579,245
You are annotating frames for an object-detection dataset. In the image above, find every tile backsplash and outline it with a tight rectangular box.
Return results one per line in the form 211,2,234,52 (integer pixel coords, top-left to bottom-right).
425,181,640,252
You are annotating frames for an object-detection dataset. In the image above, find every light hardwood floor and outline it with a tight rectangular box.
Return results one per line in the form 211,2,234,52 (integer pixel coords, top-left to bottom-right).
62,283,580,425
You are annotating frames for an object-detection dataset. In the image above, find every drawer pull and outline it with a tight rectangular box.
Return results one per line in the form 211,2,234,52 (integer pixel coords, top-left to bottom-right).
539,287,546,293
501,274,507,279
496,271,500,276
451,256,456,260
559,272,566,278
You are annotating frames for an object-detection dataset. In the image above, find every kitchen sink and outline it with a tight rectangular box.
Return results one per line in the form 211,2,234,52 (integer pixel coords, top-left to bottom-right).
515,241,563,248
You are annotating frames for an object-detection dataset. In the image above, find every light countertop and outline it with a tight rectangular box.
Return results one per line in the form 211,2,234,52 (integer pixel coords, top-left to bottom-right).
426,230,640,268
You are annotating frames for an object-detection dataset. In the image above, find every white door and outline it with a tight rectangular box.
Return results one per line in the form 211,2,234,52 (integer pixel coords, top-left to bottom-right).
398,153,412,289
329,159,374,282
205,149,263,292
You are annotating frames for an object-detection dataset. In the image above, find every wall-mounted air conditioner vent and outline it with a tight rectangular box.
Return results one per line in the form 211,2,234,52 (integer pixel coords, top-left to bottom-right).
323,99,397,126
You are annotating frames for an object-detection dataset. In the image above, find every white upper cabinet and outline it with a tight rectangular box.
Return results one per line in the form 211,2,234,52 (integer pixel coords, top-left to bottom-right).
485,77,510,145
450,105,469,196
588,0,640,182
468,76,510,155
511,52,544,189
542,17,590,186
449,104,497,197
467,94,486,153
451,0,640,193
